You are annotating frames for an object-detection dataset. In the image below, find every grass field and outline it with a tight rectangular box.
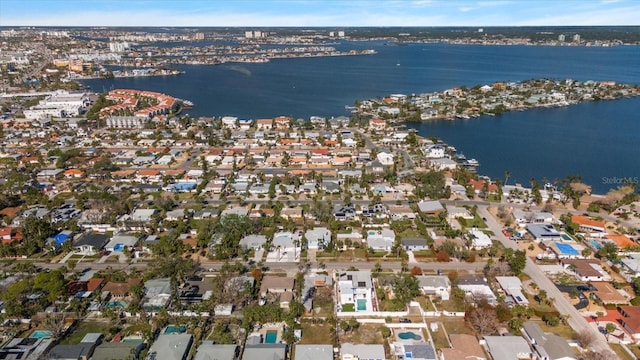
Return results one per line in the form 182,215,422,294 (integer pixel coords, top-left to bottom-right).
611,343,636,360
299,322,334,345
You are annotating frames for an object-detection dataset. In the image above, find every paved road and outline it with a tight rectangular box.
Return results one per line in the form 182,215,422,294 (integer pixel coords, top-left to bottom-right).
477,206,614,355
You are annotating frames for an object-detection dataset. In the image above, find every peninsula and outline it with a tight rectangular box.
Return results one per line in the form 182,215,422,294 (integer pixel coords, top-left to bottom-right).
351,78,640,122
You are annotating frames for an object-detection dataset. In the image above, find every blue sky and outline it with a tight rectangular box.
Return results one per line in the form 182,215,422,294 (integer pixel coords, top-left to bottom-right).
0,0,639,27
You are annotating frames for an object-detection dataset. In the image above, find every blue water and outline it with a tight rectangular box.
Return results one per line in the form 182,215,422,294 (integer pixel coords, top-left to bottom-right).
265,331,277,344
357,298,367,311
82,42,640,193
556,242,579,255
30,330,53,339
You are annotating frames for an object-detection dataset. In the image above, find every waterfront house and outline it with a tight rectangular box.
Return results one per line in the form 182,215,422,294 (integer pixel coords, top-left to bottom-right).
571,215,606,234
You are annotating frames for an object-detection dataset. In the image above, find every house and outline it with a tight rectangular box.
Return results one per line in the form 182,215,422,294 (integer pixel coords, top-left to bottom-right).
469,229,492,249
369,118,387,131
440,334,486,360
619,306,640,341
46,343,95,360
521,321,576,360
104,233,139,252
561,259,610,282
605,234,637,250
571,215,605,234
416,276,451,300
63,168,84,179
92,342,146,360
366,229,396,251
457,276,496,303
337,271,373,312
481,336,531,360
242,344,286,360
280,206,304,221
401,238,429,251
239,234,268,250
301,272,334,313
260,276,295,297
341,343,385,360
256,118,273,130
376,151,394,166
512,210,557,227
446,206,473,221
73,233,110,255
102,278,142,299
305,227,331,250
0,337,53,359
392,344,436,360
388,205,416,220
495,276,529,305
295,344,333,360
589,281,628,305
527,224,561,242
194,343,238,360
417,200,445,215
143,278,172,310
429,158,457,171
146,334,193,360
0,227,21,245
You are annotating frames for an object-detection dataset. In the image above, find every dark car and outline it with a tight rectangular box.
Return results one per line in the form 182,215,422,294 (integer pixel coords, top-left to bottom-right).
399,318,412,323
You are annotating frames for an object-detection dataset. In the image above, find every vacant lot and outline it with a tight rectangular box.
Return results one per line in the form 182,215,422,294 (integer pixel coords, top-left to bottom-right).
339,323,385,344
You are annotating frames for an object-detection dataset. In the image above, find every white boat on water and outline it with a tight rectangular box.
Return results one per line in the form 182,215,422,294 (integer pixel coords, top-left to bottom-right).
465,158,479,166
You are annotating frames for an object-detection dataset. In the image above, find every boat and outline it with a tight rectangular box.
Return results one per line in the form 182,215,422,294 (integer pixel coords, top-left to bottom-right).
465,158,479,166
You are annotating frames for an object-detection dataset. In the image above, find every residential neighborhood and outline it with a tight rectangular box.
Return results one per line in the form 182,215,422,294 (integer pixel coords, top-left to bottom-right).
1,83,640,360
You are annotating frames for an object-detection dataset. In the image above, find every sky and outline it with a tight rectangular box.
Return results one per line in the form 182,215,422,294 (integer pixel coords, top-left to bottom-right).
0,0,639,27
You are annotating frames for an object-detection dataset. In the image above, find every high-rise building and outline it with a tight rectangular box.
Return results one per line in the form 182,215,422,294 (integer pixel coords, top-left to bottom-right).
558,34,565,42
338,31,345,37
573,34,581,43
245,31,253,39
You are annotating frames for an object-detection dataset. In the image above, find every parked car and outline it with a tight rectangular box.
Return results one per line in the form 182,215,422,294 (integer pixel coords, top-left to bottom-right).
399,318,412,323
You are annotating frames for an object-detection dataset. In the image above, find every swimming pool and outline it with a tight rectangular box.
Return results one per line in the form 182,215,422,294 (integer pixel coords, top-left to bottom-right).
106,301,127,308
398,332,422,341
590,240,603,250
368,231,377,236
357,299,367,311
30,330,53,339
555,242,579,255
164,325,186,334
561,233,573,241
265,330,278,344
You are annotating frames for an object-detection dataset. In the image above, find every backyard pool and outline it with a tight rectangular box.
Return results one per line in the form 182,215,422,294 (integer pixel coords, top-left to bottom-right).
357,299,367,311
30,330,53,339
561,233,573,241
164,325,186,334
265,330,278,344
398,332,422,341
106,301,127,308
368,231,377,236
555,242,579,256
590,239,603,250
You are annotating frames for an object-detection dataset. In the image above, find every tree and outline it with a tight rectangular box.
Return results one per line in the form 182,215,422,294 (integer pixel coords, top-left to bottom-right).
467,307,498,335
504,170,511,186
508,250,527,275
536,290,548,304
575,328,596,348
392,275,421,308
41,313,67,339
542,313,560,326
381,326,391,338
604,323,616,340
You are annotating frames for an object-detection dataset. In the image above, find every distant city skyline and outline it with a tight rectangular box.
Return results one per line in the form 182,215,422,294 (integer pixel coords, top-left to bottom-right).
1,0,639,27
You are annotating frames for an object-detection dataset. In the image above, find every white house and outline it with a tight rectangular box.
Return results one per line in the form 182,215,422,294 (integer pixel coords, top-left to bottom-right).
337,271,374,312
469,229,492,249
366,229,396,251
305,227,331,250
417,276,451,300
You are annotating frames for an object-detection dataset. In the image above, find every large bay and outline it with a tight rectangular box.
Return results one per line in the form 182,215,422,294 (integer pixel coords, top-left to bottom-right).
82,41,640,193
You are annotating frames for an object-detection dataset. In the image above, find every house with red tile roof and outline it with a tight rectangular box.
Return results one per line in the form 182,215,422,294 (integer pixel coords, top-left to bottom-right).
572,215,606,233
619,306,640,341
0,227,22,245
64,169,84,179
369,118,387,131
468,179,499,194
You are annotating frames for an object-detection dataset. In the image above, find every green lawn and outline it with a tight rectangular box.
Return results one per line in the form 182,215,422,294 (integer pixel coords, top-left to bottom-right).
441,319,474,335
530,320,575,339
458,214,487,229
342,303,355,312
61,321,110,345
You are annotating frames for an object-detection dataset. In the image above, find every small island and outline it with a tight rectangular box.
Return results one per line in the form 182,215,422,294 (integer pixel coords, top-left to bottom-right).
350,79,640,122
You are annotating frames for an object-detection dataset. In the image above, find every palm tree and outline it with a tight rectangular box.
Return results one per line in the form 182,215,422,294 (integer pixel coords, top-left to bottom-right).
504,170,511,186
